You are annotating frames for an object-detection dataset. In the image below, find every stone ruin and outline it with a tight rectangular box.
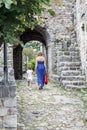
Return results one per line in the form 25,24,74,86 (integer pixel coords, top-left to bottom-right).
0,0,87,129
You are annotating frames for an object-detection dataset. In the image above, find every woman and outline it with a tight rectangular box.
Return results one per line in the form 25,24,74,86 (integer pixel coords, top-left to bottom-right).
35,51,46,90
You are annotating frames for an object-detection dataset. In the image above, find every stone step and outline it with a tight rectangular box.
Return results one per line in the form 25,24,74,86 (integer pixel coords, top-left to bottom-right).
59,55,80,62
59,62,81,67
61,75,85,81
59,51,80,56
59,51,79,56
70,51,80,56
70,58,81,62
59,55,71,62
0,68,3,76
61,70,81,76
59,66,80,71
58,51,70,56
65,85,86,89
59,54,80,58
62,80,85,87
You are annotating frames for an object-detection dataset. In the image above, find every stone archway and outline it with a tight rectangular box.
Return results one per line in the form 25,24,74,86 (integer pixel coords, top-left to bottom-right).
13,25,49,79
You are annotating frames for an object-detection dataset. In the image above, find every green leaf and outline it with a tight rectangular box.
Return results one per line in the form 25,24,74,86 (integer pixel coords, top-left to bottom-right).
3,0,12,9
0,32,3,38
42,0,50,5
57,0,62,6
0,0,57,45
0,0,3,7
48,9,56,16
12,0,17,5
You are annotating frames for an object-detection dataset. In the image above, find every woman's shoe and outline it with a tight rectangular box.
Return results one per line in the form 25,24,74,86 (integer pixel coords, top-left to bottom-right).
39,86,43,90
39,86,42,90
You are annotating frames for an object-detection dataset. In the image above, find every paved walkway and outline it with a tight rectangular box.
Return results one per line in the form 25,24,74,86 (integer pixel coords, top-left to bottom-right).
17,78,87,130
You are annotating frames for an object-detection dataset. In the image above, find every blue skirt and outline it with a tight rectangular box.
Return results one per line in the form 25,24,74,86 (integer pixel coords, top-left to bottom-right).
36,61,45,87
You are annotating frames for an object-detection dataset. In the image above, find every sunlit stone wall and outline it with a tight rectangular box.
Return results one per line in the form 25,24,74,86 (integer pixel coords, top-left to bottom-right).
76,0,87,80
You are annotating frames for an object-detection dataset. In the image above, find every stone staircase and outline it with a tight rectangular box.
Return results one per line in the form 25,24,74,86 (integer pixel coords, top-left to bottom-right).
59,44,86,89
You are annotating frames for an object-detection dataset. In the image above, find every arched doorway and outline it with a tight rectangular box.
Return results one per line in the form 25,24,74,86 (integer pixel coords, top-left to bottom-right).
13,25,49,79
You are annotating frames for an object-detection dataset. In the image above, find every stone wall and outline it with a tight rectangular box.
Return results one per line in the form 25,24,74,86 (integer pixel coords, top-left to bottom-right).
0,44,17,130
42,0,86,88
42,0,76,76
76,0,87,80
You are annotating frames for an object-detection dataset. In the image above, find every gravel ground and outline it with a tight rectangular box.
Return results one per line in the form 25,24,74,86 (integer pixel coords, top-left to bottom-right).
16,78,87,130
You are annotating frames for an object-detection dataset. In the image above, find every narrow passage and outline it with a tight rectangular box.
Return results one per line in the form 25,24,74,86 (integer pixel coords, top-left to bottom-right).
17,78,87,130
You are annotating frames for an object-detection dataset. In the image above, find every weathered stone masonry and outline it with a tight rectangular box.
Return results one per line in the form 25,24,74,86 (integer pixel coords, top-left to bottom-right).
45,0,76,74
76,0,87,79
45,0,86,89
0,44,17,130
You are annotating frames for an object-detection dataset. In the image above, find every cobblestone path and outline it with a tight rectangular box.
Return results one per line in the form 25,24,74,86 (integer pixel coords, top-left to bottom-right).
17,78,87,130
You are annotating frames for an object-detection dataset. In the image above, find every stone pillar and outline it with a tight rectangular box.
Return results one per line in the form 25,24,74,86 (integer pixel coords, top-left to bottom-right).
57,43,63,76
0,97,17,130
84,23,87,80
0,44,17,130
0,44,4,81
48,44,53,76
13,45,22,79
7,44,13,68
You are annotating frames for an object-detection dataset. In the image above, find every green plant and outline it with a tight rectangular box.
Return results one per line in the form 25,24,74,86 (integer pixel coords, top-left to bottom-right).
57,0,63,6
27,59,35,71
54,39,61,44
66,26,74,32
0,0,56,44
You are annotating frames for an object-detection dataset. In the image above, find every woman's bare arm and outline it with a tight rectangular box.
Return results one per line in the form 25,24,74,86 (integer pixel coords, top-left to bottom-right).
35,57,38,70
44,57,46,70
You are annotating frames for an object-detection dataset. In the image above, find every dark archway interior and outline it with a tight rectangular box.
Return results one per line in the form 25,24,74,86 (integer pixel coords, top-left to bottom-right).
13,26,48,79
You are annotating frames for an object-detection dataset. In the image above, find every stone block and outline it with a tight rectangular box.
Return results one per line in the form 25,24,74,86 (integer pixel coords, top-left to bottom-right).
63,51,70,55
4,98,16,107
9,81,16,98
0,68,3,76
0,118,3,129
0,85,2,98
8,68,14,76
58,51,63,56
0,100,2,107
2,86,9,98
6,128,17,130
0,85,9,98
9,81,16,86
70,51,79,56
65,85,86,89
0,127,4,130
8,108,17,115
62,80,85,87
69,44,75,51
58,62,81,67
0,108,7,116
61,75,85,81
59,55,71,62
3,115,17,128
61,70,81,76
9,85,16,97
